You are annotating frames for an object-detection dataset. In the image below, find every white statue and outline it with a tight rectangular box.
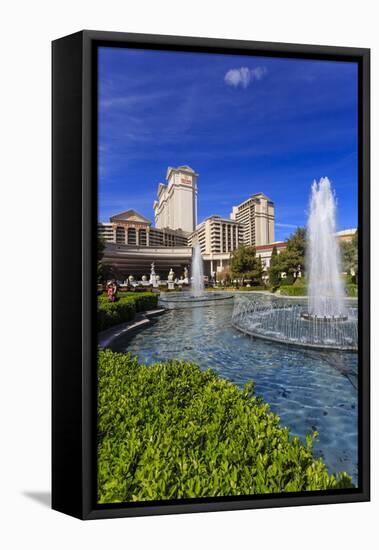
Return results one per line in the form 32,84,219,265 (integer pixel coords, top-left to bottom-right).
167,268,175,290
183,266,189,285
149,262,159,288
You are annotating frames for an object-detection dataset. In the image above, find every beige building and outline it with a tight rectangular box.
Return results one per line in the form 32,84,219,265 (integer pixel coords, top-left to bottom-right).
149,227,189,248
190,215,243,255
153,166,198,233
231,192,275,246
98,209,189,248
98,165,281,281
190,215,244,277
255,241,287,272
336,228,357,243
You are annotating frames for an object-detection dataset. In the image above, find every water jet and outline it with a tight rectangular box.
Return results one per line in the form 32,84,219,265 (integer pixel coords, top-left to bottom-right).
232,178,357,351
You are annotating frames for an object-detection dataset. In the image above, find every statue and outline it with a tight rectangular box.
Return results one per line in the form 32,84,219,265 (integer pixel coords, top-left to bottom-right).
183,266,189,285
149,262,158,288
167,268,175,290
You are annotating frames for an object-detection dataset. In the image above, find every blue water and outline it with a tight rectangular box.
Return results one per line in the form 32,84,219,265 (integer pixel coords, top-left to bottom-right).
109,302,358,484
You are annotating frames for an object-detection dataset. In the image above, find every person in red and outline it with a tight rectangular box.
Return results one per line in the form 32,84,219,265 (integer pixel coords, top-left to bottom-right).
107,281,115,302
112,281,118,301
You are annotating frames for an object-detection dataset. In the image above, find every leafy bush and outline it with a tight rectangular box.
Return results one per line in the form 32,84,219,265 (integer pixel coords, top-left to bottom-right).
132,293,159,312
278,285,307,296
346,284,358,297
97,292,158,331
293,277,307,287
97,350,352,504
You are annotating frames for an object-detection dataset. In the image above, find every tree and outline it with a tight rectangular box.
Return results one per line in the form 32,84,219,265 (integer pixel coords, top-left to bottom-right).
275,227,306,283
97,236,106,283
230,245,263,286
218,265,231,286
268,245,281,288
340,230,358,282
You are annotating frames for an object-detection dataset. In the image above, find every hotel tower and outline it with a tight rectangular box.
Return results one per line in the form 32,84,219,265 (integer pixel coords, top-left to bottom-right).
153,166,198,233
230,192,275,247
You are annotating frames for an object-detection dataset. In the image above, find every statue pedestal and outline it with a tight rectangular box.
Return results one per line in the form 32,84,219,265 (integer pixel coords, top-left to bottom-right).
167,281,175,290
150,275,159,288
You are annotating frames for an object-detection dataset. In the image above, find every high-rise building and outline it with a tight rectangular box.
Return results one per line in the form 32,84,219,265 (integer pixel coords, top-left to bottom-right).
190,215,243,255
189,215,244,277
153,166,198,233
230,193,275,247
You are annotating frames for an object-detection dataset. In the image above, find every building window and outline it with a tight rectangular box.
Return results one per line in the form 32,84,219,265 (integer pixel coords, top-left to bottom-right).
139,229,147,246
116,226,125,244
127,227,136,245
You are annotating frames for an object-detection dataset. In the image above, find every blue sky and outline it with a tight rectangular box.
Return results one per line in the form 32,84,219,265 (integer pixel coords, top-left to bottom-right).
98,47,358,241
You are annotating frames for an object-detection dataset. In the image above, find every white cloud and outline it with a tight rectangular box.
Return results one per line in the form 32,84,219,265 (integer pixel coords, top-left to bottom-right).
251,66,267,80
224,66,267,88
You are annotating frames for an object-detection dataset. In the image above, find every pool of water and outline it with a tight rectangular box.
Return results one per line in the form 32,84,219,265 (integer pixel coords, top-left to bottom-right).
109,301,358,485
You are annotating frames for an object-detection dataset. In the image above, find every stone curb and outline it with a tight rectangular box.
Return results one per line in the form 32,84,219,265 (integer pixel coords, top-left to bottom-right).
98,308,166,349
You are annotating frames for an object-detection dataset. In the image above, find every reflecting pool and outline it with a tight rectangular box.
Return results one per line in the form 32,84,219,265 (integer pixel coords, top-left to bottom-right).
109,301,358,485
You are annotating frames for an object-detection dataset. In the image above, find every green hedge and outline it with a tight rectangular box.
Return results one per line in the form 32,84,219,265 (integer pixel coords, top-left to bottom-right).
97,350,352,504
346,284,358,297
278,284,358,298
97,292,158,331
278,285,307,296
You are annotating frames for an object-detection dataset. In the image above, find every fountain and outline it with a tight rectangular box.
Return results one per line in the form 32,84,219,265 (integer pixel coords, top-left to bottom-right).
158,243,233,308
305,177,347,321
232,178,358,351
191,243,205,297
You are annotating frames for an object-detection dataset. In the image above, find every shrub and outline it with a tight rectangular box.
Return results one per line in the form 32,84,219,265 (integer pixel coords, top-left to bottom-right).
98,299,136,331
279,285,307,296
132,293,159,312
97,292,158,331
97,350,352,504
280,276,295,286
346,284,358,297
293,277,306,287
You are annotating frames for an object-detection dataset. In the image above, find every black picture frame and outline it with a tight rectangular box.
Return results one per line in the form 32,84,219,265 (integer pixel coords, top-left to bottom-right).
52,30,370,520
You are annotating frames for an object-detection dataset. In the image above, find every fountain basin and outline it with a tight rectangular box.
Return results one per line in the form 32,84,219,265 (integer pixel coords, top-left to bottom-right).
232,295,358,351
159,291,233,309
